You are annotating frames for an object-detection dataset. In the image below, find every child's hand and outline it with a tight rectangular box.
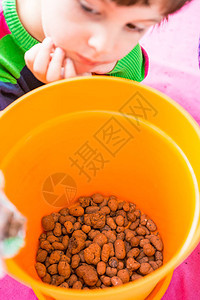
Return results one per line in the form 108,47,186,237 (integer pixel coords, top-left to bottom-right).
25,37,91,83
0,171,26,278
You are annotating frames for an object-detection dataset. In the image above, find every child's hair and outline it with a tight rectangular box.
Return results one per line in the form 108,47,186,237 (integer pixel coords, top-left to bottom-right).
112,0,191,16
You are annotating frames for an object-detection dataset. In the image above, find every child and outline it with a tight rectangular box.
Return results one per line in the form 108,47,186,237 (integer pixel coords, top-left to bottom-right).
0,0,191,111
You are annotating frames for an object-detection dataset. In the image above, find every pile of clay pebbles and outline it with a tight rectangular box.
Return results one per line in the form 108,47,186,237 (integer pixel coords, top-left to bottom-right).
35,194,163,289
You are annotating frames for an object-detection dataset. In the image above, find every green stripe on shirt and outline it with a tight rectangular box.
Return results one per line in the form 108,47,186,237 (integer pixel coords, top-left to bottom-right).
108,44,145,82
0,35,25,83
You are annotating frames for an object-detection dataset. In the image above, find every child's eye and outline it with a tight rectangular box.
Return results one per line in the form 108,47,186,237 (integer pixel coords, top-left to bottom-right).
80,1,100,15
126,23,144,33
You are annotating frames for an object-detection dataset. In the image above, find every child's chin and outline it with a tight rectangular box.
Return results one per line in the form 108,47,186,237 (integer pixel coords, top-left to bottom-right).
72,61,93,75
90,62,117,74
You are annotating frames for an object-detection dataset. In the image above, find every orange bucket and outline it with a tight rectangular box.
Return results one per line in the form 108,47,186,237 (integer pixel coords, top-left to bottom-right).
0,77,199,300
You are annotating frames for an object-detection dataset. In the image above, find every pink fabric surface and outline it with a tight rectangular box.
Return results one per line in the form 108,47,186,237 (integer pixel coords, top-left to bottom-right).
142,0,200,298
141,0,200,123
1,246,200,300
0,0,200,299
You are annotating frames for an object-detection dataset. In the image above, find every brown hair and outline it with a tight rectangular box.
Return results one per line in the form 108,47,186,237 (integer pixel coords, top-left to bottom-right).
112,0,191,16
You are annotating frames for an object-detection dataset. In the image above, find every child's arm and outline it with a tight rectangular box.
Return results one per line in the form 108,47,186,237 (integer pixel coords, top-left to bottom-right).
0,71,44,110
0,82,24,110
0,44,44,111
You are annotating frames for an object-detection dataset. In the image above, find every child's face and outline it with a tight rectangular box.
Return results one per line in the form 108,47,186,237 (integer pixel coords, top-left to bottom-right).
41,0,162,74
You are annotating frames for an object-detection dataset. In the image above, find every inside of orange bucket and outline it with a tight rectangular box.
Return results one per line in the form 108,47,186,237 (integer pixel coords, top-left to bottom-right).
0,77,199,300
1,111,198,286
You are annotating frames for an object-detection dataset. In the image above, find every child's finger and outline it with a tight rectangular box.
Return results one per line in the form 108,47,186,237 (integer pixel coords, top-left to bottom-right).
46,47,65,82
0,171,5,189
63,58,77,78
24,44,41,72
32,37,54,81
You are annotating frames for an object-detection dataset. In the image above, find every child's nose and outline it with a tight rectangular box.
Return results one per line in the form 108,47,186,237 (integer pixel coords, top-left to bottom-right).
88,32,115,54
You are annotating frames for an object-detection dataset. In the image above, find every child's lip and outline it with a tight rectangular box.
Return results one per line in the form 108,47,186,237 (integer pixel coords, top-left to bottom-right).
75,53,110,66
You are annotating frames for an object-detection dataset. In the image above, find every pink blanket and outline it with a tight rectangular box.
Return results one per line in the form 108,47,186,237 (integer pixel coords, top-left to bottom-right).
0,0,200,299
142,1,200,297
1,244,200,300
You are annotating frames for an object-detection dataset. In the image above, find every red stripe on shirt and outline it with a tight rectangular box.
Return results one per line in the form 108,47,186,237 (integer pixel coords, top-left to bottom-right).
0,0,11,39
